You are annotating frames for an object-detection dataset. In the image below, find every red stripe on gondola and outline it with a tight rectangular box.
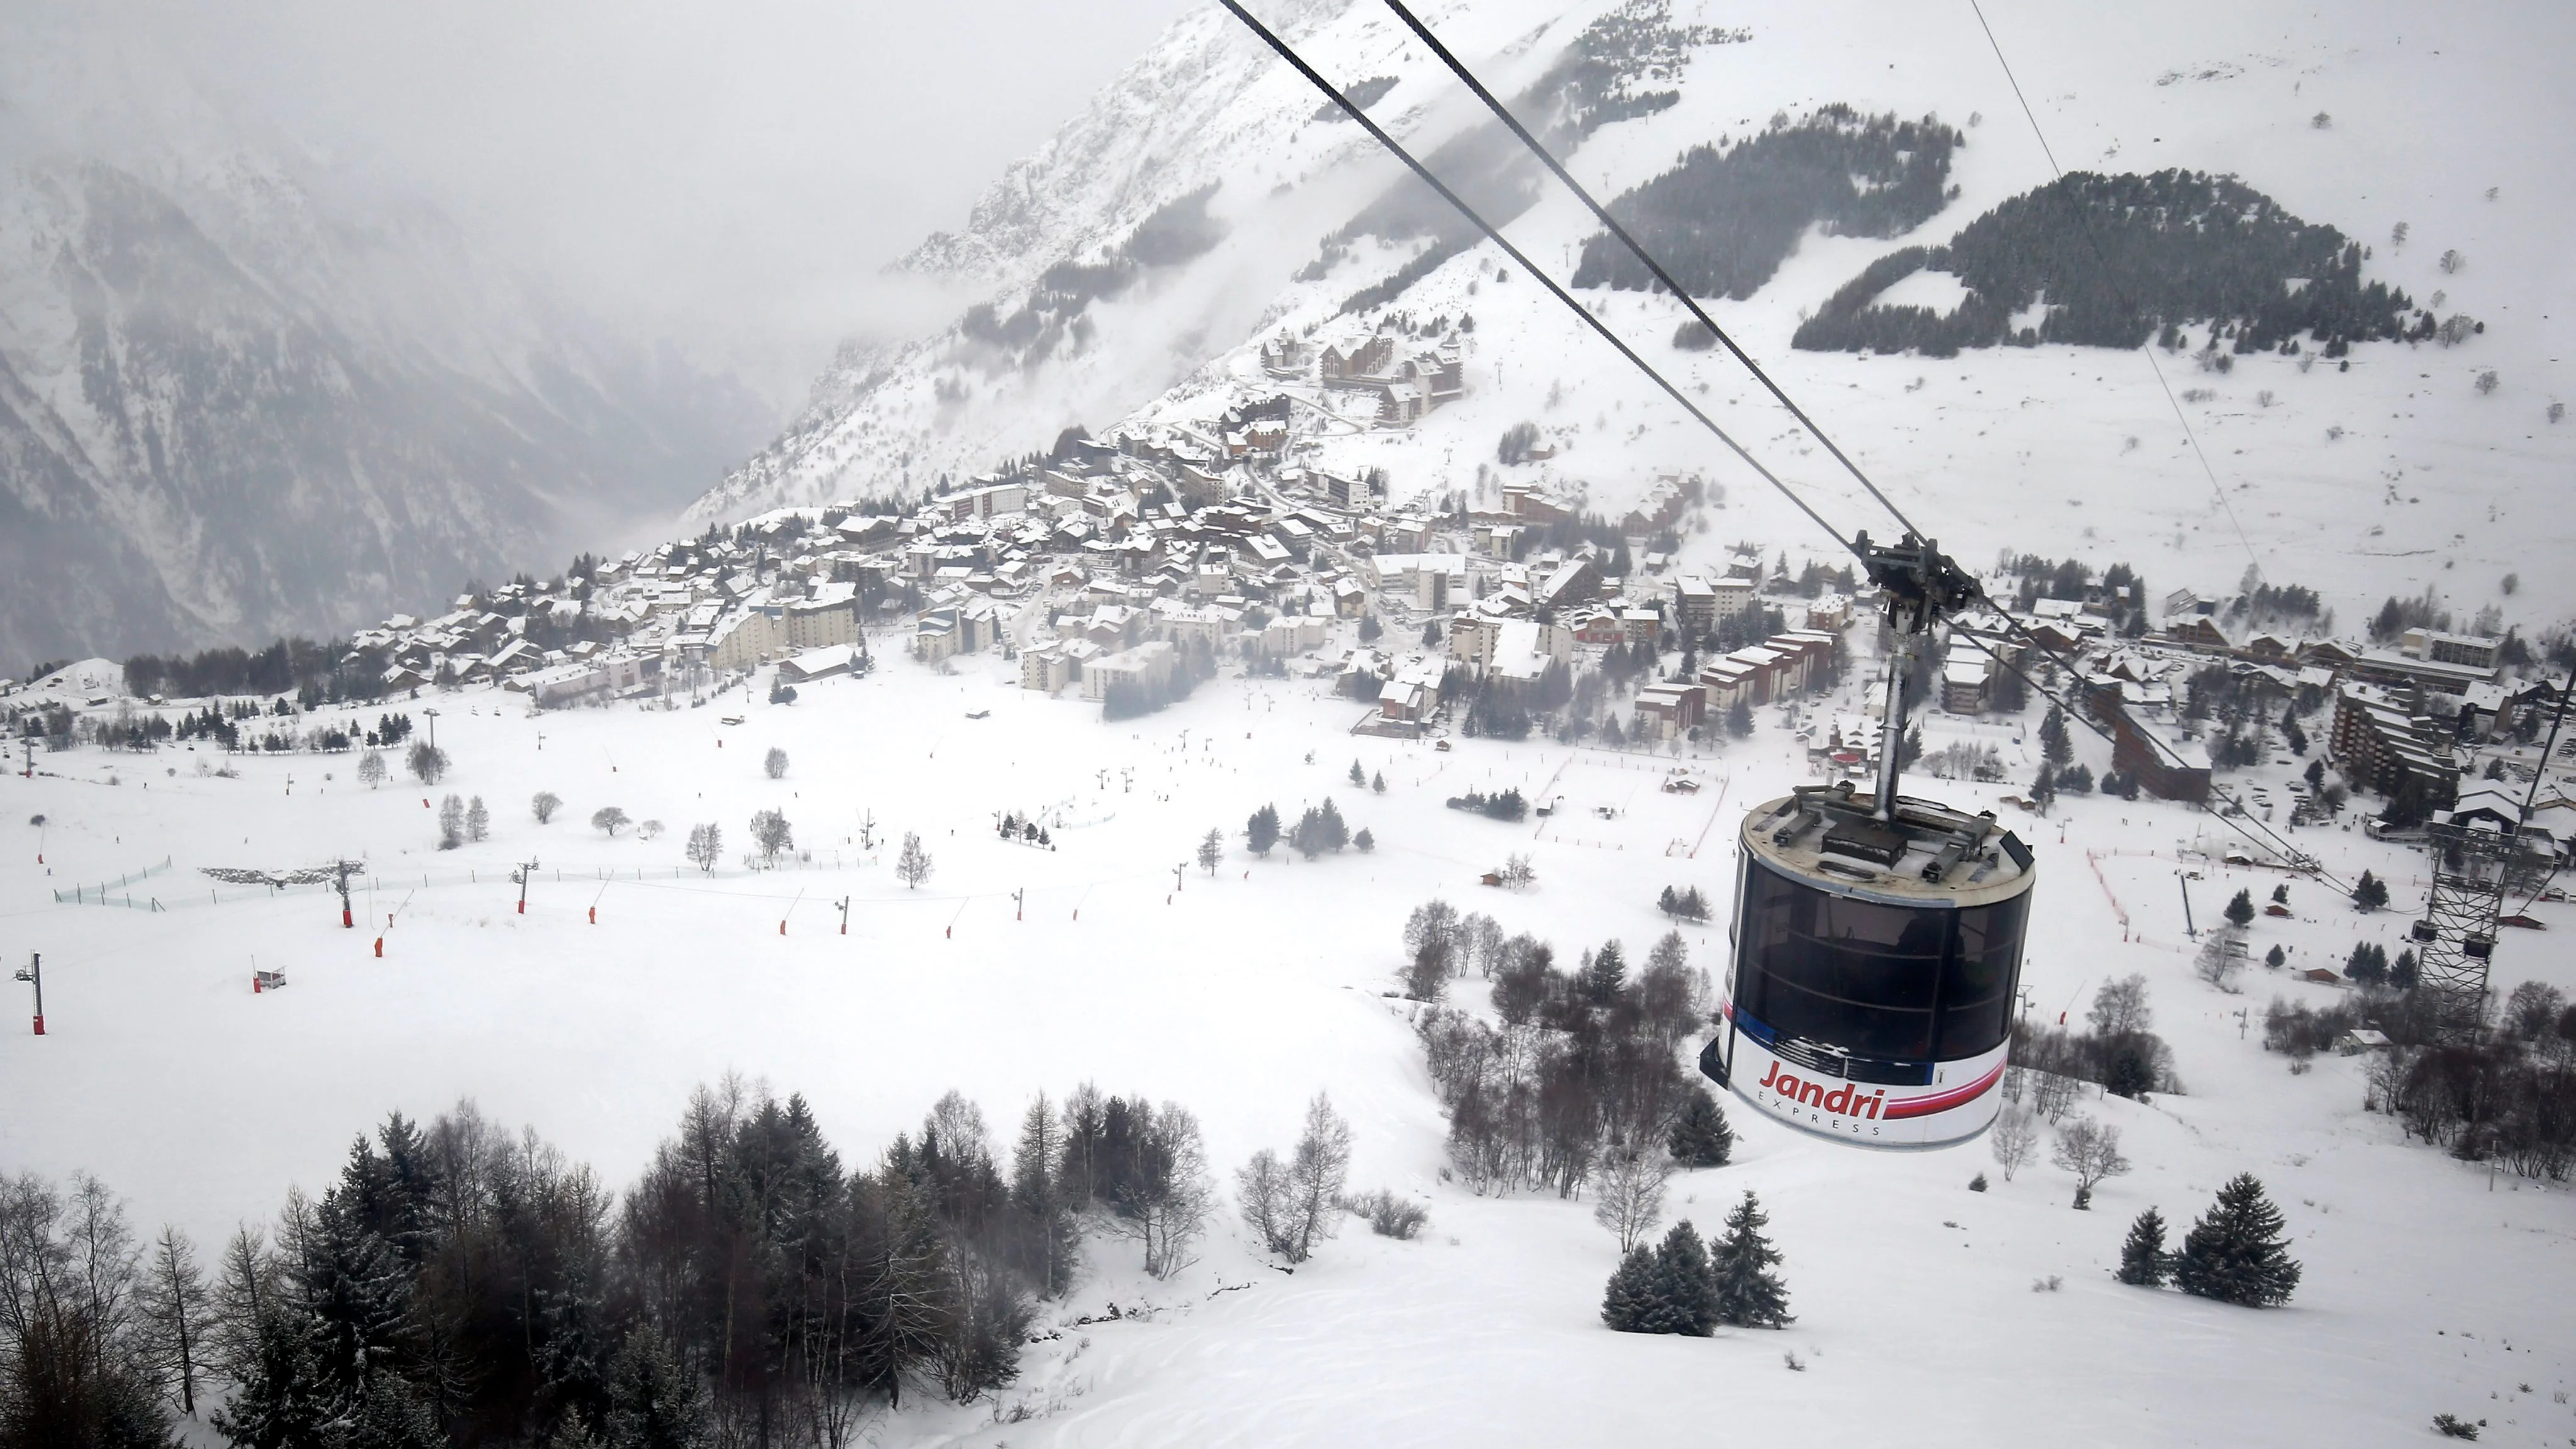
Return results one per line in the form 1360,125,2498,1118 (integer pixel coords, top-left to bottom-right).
1880,1061,2006,1120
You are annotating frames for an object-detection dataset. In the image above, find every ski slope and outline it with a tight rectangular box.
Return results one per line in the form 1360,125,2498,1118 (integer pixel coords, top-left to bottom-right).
4,636,2572,1446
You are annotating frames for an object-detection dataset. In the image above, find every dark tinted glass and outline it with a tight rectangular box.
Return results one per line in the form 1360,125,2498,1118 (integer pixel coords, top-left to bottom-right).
1936,892,2028,1057
1735,862,1945,1059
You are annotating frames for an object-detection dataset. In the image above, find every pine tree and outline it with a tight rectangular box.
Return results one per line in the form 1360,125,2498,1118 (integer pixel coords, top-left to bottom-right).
1350,759,1367,787
1245,804,1281,857
1640,1221,1719,1336
1197,827,1223,876
2173,1174,2302,1307
2040,703,2074,765
1372,770,1387,794
1665,1089,1735,1168
2030,763,2058,810
1600,1244,1658,1332
1582,940,1627,1004
2224,888,2254,928
1709,1191,1793,1328
2116,1206,2171,1287
465,796,490,843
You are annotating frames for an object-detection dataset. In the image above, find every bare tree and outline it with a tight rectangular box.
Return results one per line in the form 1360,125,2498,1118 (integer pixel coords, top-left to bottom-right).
1113,1102,1212,1279
2051,1116,2132,1206
1499,853,1536,890
406,740,448,784
896,831,932,889
591,806,630,837
636,819,664,841
751,809,794,863
439,794,465,850
685,823,723,874
1989,1106,2039,1181
2194,930,2245,992
1591,1146,1673,1253
2088,974,2152,1038
1402,899,1460,964
140,1226,205,1416
764,747,789,780
465,796,490,843
1284,1094,1352,1263
1235,1150,1292,1259
357,751,387,789
530,790,560,824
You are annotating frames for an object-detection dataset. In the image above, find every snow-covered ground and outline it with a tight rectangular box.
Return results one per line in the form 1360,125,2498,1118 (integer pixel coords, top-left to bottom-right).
6,638,2572,1446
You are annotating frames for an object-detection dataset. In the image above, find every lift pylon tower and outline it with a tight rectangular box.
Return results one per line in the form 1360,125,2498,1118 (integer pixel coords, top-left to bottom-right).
2410,813,2534,1045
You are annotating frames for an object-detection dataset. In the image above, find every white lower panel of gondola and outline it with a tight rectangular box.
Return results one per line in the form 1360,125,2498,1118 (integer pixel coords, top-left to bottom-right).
1711,1020,2009,1150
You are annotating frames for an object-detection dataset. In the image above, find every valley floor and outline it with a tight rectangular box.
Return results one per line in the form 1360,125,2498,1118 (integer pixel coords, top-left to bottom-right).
3,646,2571,1446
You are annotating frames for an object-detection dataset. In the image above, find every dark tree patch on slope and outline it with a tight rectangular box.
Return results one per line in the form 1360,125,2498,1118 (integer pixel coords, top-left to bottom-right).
960,183,1228,367
1313,75,1401,123
1791,170,2416,357
1303,0,1749,314
1571,107,1961,301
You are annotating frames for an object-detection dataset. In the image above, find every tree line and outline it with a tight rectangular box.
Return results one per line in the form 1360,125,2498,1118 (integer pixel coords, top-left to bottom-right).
1573,107,1962,302
1406,902,1729,1199
0,1077,1245,1447
1792,170,2417,358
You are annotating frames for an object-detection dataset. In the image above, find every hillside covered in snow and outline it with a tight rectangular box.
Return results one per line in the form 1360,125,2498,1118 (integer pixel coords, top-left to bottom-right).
691,0,2576,647
0,26,773,665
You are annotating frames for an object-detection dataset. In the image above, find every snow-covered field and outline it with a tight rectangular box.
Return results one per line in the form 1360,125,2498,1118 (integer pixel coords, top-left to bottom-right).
6,637,2572,1446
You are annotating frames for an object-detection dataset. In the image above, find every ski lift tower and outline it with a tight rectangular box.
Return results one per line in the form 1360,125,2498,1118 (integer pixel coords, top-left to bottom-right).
2409,796,2540,1045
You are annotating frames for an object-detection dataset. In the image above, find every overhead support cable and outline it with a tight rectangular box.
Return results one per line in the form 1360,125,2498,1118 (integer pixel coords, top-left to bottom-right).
1378,0,1926,541
1219,0,2351,884
1963,0,2262,584
1213,0,1865,563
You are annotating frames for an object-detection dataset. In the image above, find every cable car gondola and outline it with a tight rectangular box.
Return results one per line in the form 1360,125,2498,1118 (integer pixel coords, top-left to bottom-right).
1204,1,2046,1150
1697,533,2037,1149
1701,784,2033,1148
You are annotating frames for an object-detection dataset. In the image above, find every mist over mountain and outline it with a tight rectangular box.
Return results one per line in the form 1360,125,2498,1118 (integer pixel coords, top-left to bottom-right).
0,18,783,667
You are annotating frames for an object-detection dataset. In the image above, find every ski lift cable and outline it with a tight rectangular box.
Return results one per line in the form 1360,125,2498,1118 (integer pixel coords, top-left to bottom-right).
2500,670,2575,916
1377,0,1925,541
1963,0,2264,586
1380,0,2340,884
1212,0,1868,567
1226,2,2345,889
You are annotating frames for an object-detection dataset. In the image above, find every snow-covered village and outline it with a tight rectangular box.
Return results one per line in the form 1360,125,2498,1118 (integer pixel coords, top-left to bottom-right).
4,0,2575,1446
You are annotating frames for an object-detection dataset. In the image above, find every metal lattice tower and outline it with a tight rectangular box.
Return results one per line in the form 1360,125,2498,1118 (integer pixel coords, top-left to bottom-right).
2410,818,2528,1044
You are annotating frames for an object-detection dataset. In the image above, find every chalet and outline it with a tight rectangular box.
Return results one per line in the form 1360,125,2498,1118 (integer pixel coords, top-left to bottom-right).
1569,609,1626,647
1538,558,1599,611
1378,678,1431,723
1319,335,1396,384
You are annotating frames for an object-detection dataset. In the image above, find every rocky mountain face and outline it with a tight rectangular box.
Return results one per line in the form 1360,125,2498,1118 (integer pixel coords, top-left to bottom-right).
0,140,770,667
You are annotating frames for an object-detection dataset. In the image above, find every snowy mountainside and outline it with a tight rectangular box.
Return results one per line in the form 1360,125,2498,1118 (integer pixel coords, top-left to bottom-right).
700,0,2576,640
685,0,1702,523
0,33,773,665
